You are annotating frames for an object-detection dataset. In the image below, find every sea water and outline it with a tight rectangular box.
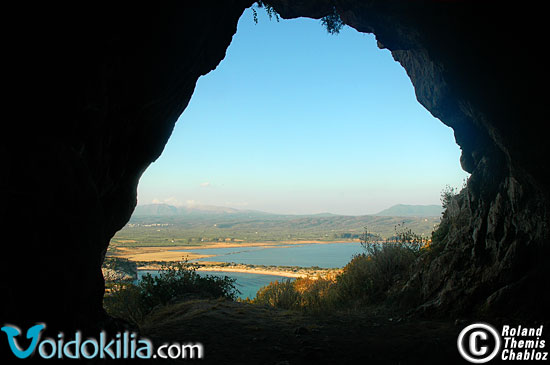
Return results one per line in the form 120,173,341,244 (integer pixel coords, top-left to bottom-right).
176,242,364,268
139,242,365,299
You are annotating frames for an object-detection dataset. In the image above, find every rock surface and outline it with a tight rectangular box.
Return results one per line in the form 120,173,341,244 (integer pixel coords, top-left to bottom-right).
2,0,548,337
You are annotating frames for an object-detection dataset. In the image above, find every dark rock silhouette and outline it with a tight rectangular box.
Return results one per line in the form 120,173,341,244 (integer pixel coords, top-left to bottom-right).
2,0,547,344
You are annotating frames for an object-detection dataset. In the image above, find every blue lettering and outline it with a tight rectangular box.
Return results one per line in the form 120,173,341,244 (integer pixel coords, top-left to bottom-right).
1,323,46,359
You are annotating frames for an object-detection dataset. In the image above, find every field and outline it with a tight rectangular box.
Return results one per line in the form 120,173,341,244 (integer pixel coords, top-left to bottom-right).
110,206,440,247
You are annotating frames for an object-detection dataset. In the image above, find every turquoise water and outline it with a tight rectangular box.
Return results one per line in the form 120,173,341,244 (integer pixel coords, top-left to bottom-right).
138,242,365,299
175,242,364,268
137,270,290,300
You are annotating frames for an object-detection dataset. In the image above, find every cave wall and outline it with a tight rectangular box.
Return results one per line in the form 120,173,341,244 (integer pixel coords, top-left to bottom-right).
2,0,548,333
2,1,255,332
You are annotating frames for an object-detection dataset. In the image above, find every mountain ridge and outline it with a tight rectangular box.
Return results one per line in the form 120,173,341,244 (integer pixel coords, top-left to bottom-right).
374,204,442,217
133,203,442,218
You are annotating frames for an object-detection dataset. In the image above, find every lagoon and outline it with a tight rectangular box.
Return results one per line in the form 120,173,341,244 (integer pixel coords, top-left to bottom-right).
138,242,365,300
175,242,364,268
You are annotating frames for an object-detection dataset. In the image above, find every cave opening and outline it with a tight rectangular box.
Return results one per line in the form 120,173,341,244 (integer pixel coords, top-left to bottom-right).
108,7,469,303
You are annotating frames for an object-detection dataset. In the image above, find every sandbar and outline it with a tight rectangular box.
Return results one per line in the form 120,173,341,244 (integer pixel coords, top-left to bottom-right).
136,261,341,280
108,245,213,262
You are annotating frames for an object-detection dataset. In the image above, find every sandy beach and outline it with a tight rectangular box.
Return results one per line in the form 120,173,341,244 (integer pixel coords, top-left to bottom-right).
108,245,214,262
197,266,306,278
136,261,341,279
137,263,308,278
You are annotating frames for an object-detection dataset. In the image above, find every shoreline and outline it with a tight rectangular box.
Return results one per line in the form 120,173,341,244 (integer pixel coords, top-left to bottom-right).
138,265,305,278
137,262,341,280
196,266,305,278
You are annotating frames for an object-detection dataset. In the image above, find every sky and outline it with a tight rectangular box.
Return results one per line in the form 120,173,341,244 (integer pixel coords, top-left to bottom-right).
136,7,469,215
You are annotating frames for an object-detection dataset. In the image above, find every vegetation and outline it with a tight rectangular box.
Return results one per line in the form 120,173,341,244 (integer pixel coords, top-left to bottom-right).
320,6,345,35
252,1,345,35
252,1,279,24
110,212,439,248
105,212,459,323
104,224,433,321
440,179,466,210
429,181,466,255
104,184,465,322
251,224,431,312
440,185,458,210
103,260,239,326
105,197,460,320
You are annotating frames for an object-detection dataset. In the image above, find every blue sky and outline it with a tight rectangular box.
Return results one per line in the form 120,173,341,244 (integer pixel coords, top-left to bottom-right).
136,7,469,215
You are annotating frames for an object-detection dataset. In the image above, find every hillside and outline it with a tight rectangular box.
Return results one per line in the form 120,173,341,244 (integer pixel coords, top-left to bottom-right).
375,204,442,217
111,204,440,246
139,299,459,365
133,203,248,216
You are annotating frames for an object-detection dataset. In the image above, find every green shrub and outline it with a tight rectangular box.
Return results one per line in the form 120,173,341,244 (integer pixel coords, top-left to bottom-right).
103,283,145,325
139,262,239,307
103,261,239,325
331,254,372,304
254,279,300,309
296,277,334,311
334,242,419,305
253,277,335,312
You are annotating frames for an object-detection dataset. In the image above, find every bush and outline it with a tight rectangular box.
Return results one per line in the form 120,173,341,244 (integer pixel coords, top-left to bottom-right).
331,254,372,304
253,225,430,312
103,261,239,326
334,243,419,305
254,279,300,309
103,283,145,325
139,262,239,307
295,277,334,310
253,276,335,312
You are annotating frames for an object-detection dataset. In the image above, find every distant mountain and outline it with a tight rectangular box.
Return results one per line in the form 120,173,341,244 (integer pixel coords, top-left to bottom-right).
178,204,241,214
308,212,338,217
118,205,441,243
134,203,444,218
374,204,442,217
133,204,179,216
133,203,262,217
